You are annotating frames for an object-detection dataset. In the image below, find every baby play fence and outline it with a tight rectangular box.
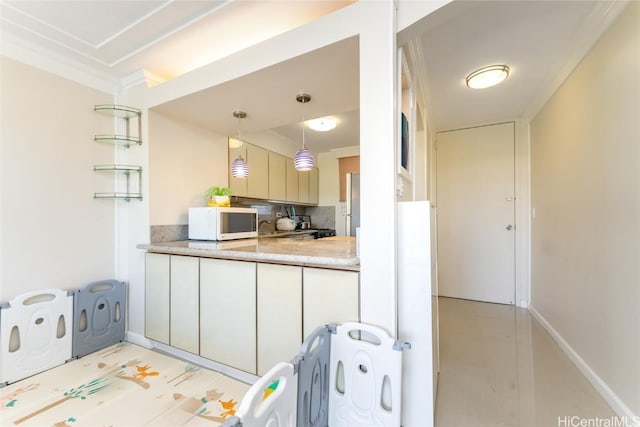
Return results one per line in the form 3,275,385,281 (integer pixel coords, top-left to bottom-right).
223,322,410,427
0,280,126,386
1,283,409,426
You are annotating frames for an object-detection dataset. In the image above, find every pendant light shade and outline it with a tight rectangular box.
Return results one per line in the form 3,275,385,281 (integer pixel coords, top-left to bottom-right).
294,147,314,171
294,93,314,171
231,110,248,178
231,156,248,177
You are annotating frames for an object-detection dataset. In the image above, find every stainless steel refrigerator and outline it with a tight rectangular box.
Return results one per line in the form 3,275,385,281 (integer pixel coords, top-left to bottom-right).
345,172,360,236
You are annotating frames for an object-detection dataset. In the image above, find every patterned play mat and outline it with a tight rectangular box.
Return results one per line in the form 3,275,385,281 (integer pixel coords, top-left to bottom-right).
0,342,250,426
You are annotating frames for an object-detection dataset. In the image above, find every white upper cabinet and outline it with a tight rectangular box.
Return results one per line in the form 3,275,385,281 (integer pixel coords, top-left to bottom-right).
229,141,318,205
298,170,310,204
268,152,287,201
246,144,269,199
286,157,299,202
309,167,319,205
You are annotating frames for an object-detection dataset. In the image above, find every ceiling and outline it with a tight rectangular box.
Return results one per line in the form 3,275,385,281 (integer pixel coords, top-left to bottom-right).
409,0,626,131
0,0,353,81
1,0,627,152
151,36,360,153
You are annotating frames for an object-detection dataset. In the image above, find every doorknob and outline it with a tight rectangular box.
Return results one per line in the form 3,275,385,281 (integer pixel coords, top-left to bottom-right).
505,225,514,231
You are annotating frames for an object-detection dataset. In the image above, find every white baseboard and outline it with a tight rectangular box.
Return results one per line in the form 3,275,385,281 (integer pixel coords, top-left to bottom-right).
528,305,638,421
125,331,152,349
124,331,258,385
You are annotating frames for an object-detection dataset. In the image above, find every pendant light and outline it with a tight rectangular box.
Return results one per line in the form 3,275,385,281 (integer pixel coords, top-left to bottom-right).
294,93,314,171
231,110,248,178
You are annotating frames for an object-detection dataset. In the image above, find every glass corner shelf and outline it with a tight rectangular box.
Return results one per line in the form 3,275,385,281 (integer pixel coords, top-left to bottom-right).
94,104,141,119
93,192,143,201
93,164,142,172
93,164,142,202
94,135,142,148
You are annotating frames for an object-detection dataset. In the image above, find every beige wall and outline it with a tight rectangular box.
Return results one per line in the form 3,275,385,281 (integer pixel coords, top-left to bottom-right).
147,109,304,226
0,57,115,300
148,110,228,225
530,2,639,417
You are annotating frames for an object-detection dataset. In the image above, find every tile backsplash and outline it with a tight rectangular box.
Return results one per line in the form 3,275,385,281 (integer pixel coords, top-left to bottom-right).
306,206,336,229
150,224,188,243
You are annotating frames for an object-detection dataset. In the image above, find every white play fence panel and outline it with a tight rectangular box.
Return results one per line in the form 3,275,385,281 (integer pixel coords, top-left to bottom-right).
329,322,405,426
0,289,73,385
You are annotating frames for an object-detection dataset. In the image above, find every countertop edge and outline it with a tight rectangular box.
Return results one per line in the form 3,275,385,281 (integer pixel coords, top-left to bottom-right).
137,241,360,272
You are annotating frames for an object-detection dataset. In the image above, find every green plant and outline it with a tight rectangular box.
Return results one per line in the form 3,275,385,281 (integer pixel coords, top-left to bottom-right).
205,186,232,199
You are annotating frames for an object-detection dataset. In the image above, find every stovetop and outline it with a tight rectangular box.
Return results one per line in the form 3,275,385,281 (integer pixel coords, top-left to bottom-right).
313,228,337,239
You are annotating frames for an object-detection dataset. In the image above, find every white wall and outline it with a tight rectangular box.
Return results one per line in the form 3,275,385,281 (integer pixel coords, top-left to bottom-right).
0,56,116,301
529,2,639,418
148,111,228,225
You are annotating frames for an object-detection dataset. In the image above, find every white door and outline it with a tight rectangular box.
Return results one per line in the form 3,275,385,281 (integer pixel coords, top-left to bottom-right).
436,122,515,305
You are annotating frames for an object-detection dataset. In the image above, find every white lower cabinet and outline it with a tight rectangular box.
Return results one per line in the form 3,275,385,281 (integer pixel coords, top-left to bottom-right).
302,268,360,338
257,264,302,376
145,253,170,344
145,253,359,375
170,255,200,354
200,258,257,374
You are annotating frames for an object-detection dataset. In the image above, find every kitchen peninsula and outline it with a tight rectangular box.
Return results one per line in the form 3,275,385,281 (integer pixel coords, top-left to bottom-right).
138,236,359,377
137,235,358,271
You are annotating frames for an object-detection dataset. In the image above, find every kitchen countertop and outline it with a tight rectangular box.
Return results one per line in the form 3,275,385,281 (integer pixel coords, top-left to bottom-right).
137,236,359,271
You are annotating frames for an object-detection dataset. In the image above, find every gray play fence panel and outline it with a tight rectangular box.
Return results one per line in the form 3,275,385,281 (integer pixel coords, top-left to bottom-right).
296,324,333,427
222,324,335,427
71,279,126,359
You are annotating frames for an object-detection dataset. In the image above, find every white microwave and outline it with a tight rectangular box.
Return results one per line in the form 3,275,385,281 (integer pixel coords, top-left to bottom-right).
188,207,258,241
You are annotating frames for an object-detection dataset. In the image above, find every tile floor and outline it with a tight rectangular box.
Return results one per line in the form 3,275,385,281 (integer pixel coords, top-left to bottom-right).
434,297,615,427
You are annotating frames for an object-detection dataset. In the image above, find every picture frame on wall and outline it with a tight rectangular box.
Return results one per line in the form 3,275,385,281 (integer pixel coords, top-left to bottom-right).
398,48,414,183
401,112,409,171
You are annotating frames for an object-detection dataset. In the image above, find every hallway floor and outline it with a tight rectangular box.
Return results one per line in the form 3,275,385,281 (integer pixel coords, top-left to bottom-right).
434,297,615,427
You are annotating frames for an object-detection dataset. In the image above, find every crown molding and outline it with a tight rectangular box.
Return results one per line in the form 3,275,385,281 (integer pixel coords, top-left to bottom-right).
118,69,166,91
404,38,435,133
0,34,117,94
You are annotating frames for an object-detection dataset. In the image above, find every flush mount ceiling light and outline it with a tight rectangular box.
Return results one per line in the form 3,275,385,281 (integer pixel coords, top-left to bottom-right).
231,110,248,178
307,117,336,132
294,93,314,171
466,65,510,89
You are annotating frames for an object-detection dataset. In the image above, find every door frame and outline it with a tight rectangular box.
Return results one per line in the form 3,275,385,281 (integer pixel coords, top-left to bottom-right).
432,119,530,308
